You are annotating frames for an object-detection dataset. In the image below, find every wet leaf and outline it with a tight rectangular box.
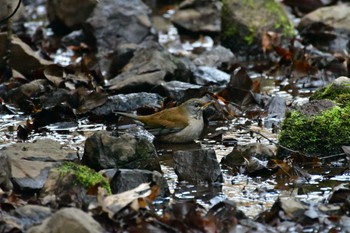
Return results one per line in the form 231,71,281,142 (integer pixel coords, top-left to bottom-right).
98,183,151,219
217,67,254,106
43,65,65,87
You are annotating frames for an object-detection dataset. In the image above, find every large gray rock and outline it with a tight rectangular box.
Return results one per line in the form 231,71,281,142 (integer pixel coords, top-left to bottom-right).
152,81,203,102
107,43,190,93
1,139,76,191
173,149,223,184
193,45,235,67
298,5,350,53
171,0,221,33
84,0,153,75
11,205,52,231
110,169,169,197
82,130,160,171
90,92,164,118
221,0,294,55
46,0,97,32
193,66,230,86
28,208,103,233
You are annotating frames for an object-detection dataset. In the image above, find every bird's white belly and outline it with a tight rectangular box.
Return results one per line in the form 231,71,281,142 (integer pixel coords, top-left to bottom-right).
159,117,204,143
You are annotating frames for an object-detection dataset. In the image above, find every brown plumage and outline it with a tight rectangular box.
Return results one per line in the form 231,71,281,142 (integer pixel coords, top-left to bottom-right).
117,98,211,143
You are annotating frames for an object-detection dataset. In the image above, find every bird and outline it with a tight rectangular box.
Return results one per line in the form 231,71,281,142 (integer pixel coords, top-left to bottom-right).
116,98,212,143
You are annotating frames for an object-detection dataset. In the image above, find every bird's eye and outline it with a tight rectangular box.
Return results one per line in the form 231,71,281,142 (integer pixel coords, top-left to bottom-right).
194,103,200,108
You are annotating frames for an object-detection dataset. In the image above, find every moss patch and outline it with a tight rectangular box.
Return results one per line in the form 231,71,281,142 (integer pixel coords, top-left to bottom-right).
278,105,350,156
265,0,294,37
310,83,350,107
58,162,111,194
221,0,295,55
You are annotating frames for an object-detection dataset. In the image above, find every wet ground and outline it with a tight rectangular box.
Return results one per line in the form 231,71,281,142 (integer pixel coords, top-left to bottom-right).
2,0,350,221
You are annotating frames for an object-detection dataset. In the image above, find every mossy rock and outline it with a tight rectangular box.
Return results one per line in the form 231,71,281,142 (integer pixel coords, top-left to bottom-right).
221,0,294,55
310,81,350,107
278,102,350,156
58,162,111,194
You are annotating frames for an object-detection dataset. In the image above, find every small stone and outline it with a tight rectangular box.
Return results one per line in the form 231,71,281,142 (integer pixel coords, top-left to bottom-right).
110,169,169,197
27,208,103,233
173,149,223,184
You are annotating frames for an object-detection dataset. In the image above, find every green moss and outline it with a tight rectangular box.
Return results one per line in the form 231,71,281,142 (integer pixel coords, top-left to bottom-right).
278,105,350,155
58,162,111,194
310,83,350,107
266,0,294,37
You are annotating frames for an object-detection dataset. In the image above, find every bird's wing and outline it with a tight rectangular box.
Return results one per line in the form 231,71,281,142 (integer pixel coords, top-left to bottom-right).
137,108,189,136
138,108,189,128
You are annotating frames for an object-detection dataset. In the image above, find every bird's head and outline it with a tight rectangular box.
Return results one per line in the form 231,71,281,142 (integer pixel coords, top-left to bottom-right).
180,98,212,118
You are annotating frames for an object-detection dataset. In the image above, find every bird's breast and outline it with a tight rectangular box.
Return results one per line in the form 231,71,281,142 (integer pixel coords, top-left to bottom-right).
158,116,204,143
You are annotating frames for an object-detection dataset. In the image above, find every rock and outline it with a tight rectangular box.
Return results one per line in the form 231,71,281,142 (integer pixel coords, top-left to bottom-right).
278,99,350,156
171,0,221,33
27,208,104,233
2,139,76,192
4,79,50,112
11,205,52,231
107,43,190,93
298,5,350,53
107,43,138,78
297,99,336,117
173,149,223,183
193,45,235,67
310,78,350,107
0,152,12,191
84,0,153,75
152,81,204,102
221,0,294,55
193,66,230,86
82,130,160,171
40,162,111,207
90,92,163,120
0,33,52,78
0,0,24,22
206,200,244,232
264,96,287,128
110,169,169,197
61,30,86,47
46,0,97,33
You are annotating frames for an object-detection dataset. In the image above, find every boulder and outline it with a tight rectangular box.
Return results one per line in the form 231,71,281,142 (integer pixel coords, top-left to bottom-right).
221,0,294,55
278,99,350,156
173,149,223,184
82,130,160,171
90,92,163,120
171,0,221,33
40,162,111,207
193,45,235,67
46,0,97,33
83,0,153,75
298,5,350,53
1,139,76,192
10,205,52,231
110,169,169,197
107,43,190,93
27,208,103,233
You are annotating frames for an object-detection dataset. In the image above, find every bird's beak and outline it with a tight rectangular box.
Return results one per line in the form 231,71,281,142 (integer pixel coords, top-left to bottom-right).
201,100,214,110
